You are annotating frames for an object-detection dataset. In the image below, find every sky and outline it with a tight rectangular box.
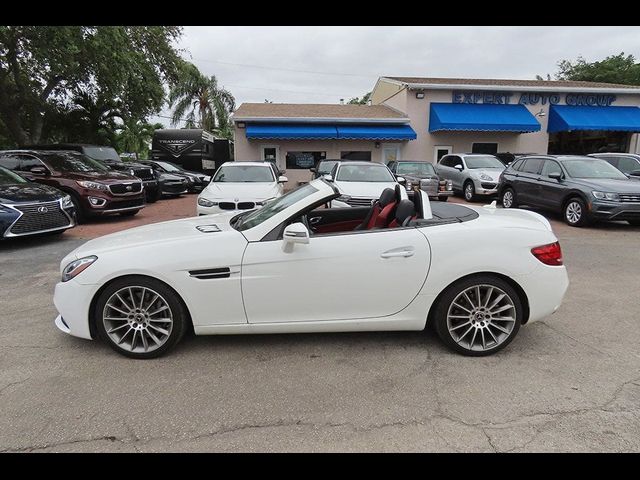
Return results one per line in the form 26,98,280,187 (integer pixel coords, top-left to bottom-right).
153,26,640,127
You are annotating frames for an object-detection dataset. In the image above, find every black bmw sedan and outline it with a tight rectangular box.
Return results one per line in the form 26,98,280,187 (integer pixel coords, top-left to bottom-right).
0,166,75,238
498,155,640,227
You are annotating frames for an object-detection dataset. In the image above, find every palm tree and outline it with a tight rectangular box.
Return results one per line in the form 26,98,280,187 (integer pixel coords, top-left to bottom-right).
116,119,162,160
168,62,235,139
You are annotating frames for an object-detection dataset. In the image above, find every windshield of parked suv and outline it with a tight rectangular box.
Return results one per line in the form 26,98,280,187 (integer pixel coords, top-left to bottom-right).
317,160,339,174
0,166,27,185
465,156,505,169
236,183,319,231
82,146,121,162
335,164,395,182
213,165,274,182
41,152,110,173
155,161,182,173
563,158,628,179
396,162,436,176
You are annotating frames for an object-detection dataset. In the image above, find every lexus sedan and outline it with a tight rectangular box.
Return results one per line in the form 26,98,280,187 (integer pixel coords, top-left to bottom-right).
435,154,505,201
499,155,640,227
54,178,569,359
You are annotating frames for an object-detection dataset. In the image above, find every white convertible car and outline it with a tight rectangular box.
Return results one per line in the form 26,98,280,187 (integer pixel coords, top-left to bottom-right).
54,178,569,359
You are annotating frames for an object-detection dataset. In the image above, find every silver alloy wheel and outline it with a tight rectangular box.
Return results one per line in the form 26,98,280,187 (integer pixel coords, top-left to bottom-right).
502,190,513,208
446,284,517,352
102,286,173,353
465,183,474,200
566,201,582,224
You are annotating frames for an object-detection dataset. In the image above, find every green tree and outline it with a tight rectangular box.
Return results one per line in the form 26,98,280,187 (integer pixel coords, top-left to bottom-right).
347,91,372,105
168,62,235,139
555,52,640,85
116,119,162,160
0,26,183,146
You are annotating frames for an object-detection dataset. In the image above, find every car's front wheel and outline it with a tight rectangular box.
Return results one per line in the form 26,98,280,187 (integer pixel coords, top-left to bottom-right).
501,187,517,208
564,197,589,227
94,276,188,359
464,181,476,202
433,275,522,356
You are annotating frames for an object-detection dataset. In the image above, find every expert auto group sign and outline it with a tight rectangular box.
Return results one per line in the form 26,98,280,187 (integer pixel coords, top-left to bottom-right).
452,90,617,107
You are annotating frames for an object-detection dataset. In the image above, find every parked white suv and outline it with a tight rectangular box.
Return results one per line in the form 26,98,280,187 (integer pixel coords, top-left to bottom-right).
197,162,287,215
435,154,505,201
327,161,407,207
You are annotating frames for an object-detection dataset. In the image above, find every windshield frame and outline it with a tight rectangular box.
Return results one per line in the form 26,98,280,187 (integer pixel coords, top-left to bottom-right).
40,152,110,173
562,158,629,180
396,162,436,176
213,164,275,183
81,146,121,162
335,164,396,183
464,156,506,169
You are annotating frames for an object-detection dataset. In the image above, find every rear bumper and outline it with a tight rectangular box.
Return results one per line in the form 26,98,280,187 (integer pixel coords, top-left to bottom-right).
589,201,640,221
514,265,569,324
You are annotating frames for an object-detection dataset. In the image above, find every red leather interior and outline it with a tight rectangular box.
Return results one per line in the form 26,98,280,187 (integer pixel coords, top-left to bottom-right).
373,201,398,228
314,219,363,234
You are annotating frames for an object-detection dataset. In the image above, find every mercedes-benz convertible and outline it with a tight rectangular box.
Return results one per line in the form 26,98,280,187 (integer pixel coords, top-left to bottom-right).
53,178,569,359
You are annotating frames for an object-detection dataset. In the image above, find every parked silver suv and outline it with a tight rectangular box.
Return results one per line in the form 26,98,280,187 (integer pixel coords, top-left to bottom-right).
435,153,506,201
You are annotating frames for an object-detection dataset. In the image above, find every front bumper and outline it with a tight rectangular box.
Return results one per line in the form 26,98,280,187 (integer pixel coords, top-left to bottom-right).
161,182,189,196
589,200,640,221
197,202,263,216
53,279,99,340
1,201,76,238
86,196,146,215
472,179,499,196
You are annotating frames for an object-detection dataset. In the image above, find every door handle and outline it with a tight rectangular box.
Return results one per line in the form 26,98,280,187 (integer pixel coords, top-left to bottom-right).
381,247,415,259
309,216,322,225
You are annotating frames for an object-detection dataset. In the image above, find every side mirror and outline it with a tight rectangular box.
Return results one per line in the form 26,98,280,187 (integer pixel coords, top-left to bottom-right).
278,175,288,183
454,164,464,171
396,176,406,185
282,222,309,252
629,169,640,177
30,166,49,176
548,171,563,180
323,174,333,182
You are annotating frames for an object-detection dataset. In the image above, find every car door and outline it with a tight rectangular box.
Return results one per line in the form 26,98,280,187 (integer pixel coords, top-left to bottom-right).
517,158,544,205
241,228,431,324
537,160,567,210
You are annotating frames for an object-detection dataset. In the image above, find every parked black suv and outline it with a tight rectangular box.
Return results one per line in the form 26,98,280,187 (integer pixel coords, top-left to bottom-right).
26,144,160,202
498,155,640,227
139,160,210,193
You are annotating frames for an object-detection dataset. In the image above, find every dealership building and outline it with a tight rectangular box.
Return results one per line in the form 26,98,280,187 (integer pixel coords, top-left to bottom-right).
232,76,640,184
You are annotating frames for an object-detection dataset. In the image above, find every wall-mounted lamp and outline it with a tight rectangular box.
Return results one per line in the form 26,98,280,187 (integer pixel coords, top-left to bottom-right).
415,91,425,99
236,122,246,128
375,141,381,148
534,109,546,118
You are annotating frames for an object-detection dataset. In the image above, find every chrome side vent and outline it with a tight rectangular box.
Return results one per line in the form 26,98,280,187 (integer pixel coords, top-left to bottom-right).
196,224,221,233
189,267,231,279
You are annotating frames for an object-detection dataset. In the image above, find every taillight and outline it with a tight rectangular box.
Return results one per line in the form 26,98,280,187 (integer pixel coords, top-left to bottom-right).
531,242,563,266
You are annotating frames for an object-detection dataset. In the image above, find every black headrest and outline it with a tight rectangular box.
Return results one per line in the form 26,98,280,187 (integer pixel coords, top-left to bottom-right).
412,188,423,219
379,188,396,207
394,184,402,202
395,199,416,226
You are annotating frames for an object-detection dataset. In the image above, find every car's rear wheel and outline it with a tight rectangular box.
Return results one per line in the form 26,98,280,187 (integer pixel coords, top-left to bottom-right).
434,275,522,356
69,194,87,224
94,276,188,359
501,187,517,208
564,197,589,227
464,181,476,202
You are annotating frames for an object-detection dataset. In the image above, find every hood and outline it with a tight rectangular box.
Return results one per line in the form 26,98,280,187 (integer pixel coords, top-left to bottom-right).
334,181,399,198
159,172,186,181
73,212,242,258
469,168,503,182
568,177,640,193
0,182,64,204
200,182,280,200
57,170,140,185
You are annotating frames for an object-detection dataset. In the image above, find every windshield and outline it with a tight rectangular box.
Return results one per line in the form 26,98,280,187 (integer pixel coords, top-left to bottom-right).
236,183,319,231
155,161,182,173
213,165,274,183
41,152,109,173
465,156,505,169
563,158,628,179
82,146,121,162
335,164,395,182
317,160,339,174
396,162,436,176
0,166,27,185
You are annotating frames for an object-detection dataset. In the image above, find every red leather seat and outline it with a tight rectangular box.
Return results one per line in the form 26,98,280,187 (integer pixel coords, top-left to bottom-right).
388,199,417,228
355,188,396,230
372,184,403,229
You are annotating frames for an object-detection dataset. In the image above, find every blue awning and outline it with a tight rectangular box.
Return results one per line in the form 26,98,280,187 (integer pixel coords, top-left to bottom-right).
245,124,338,139
429,103,541,133
548,105,640,132
336,124,417,140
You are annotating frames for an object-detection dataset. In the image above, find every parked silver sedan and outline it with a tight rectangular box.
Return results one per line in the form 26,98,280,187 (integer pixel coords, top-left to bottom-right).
435,154,506,201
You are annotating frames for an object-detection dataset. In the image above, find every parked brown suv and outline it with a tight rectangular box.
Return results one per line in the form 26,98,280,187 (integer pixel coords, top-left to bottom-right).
0,150,146,222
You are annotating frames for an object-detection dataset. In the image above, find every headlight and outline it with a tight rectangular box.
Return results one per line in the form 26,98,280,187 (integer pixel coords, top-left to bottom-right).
61,256,97,282
130,169,136,176
336,195,351,203
76,180,108,191
406,181,413,190
446,180,453,189
198,197,218,207
60,195,73,209
479,173,493,181
202,176,211,182
592,191,620,201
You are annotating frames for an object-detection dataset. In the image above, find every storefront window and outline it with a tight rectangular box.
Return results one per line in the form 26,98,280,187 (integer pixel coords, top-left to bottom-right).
286,151,325,169
340,151,371,161
472,143,498,154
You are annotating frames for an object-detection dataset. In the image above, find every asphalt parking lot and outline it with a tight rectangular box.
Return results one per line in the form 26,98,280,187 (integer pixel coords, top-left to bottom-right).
1,193,640,452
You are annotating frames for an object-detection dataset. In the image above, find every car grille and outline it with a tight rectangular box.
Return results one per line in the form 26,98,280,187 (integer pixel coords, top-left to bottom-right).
219,201,256,210
345,197,375,207
619,193,640,203
481,182,498,190
108,182,143,195
107,198,145,210
9,201,71,235
131,168,155,181
419,178,439,195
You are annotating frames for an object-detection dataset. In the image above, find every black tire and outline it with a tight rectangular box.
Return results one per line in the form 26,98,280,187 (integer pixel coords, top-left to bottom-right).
563,197,589,227
437,196,449,202
146,191,158,203
433,275,523,356
94,276,188,359
69,194,87,224
463,181,476,202
628,220,640,226
119,210,140,217
501,187,517,208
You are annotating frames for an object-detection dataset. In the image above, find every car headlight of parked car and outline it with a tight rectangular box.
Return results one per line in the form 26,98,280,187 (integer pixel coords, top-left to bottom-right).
478,173,493,181
61,256,97,282
336,195,351,203
60,195,74,209
198,197,218,207
405,181,413,190
592,191,620,201
76,180,108,191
